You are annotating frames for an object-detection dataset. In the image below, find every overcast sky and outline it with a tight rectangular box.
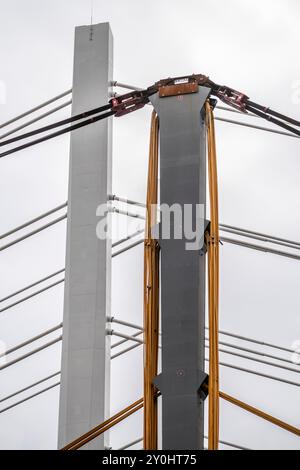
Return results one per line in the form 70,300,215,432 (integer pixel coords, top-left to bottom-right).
0,0,299,450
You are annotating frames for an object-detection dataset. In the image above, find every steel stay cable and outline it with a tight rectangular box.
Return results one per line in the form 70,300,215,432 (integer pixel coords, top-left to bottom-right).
0,100,72,141
64,387,299,450
2,347,300,415
214,116,299,139
62,398,144,450
220,226,300,251
0,89,72,130
0,335,62,371
111,316,295,357
0,214,67,252
220,391,300,438
0,75,299,161
0,323,62,358
0,110,114,160
0,382,60,414
246,100,300,128
0,269,65,303
214,327,295,354
204,343,300,374
0,279,65,314
0,103,111,148
111,316,295,358
0,202,68,240
204,336,297,367
0,336,142,409
220,236,300,261
0,234,144,313
220,223,300,248
0,371,61,405
67,403,144,450
245,105,300,136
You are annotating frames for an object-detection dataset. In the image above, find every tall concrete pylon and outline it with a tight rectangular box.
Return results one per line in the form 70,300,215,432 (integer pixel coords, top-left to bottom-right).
58,22,113,450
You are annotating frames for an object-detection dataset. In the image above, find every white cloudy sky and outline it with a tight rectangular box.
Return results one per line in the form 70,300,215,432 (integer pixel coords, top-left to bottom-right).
0,0,299,450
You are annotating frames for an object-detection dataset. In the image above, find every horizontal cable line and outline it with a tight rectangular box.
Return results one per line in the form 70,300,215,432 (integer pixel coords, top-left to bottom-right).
113,330,298,373
4,200,299,260
220,226,300,251
0,100,109,148
205,344,299,374
111,194,300,250
215,104,257,118
112,238,144,258
1,346,298,413
0,202,67,240
0,100,103,149
205,336,295,366
109,194,146,208
111,340,300,387
0,326,140,379
0,336,62,371
111,207,145,220
111,331,143,349
108,316,143,331
0,335,141,406
112,81,143,92
0,110,114,160
0,381,60,414
0,323,62,358
220,223,300,249
111,229,144,249
0,89,72,130
214,327,294,354
109,330,144,344
0,371,60,404
111,342,141,359
1,219,141,262
0,100,72,140
215,116,299,139
0,269,65,303
0,235,144,312
221,236,300,261
1,331,295,387
0,214,67,251
112,316,294,357
213,358,300,388
118,437,143,450
0,336,141,408
0,279,64,314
